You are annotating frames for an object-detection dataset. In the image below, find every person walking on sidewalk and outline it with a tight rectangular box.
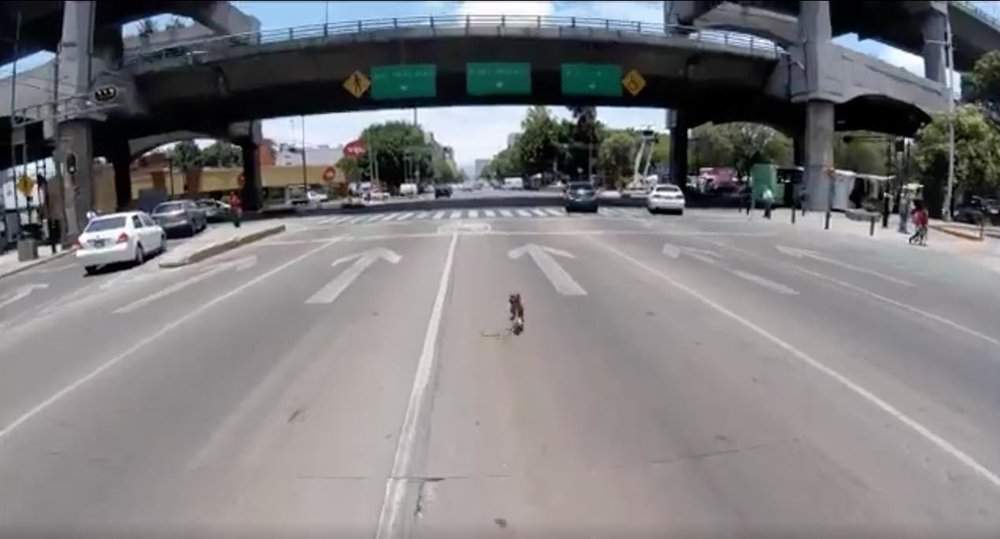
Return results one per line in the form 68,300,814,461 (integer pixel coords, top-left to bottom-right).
762,185,775,219
228,191,243,228
908,200,928,246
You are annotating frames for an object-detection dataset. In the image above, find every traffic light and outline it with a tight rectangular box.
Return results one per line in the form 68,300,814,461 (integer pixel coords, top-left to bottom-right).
66,153,77,175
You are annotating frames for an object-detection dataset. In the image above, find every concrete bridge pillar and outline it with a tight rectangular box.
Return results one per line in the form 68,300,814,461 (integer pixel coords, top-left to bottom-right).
239,141,262,211
668,109,690,185
922,9,948,84
58,120,94,236
799,0,835,212
110,139,132,211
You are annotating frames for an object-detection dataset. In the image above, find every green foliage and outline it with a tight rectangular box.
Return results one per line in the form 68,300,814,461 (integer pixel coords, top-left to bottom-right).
483,147,522,179
200,141,242,167
969,50,1000,102
914,104,1000,214
689,123,791,176
517,106,562,176
598,131,638,189
834,134,887,175
336,155,362,183
165,17,187,30
357,122,432,188
137,18,158,37
169,140,201,172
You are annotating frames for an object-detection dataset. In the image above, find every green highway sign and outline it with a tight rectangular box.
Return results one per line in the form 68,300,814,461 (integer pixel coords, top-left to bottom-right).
371,64,437,100
561,63,622,97
467,62,531,96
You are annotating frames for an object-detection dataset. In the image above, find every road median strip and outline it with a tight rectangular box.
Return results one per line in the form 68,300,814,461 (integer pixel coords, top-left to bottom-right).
928,223,984,241
159,225,286,268
0,248,76,281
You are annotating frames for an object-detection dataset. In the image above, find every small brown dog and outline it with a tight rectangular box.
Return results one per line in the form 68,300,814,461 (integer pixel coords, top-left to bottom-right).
508,293,525,335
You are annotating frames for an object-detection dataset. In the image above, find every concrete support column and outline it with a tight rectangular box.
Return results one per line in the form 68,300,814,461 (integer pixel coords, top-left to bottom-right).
799,1,835,212
668,109,689,186
239,142,262,211
58,120,95,237
804,101,834,211
110,139,132,211
922,10,947,84
793,131,805,167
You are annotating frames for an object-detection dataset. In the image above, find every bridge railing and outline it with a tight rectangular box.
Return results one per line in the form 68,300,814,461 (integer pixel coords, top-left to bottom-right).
952,1,1000,30
122,14,782,66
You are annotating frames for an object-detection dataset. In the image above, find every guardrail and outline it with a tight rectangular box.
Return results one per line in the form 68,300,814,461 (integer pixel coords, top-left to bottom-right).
122,14,783,66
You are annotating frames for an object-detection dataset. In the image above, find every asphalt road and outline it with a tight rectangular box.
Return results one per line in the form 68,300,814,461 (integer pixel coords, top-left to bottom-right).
1,207,999,538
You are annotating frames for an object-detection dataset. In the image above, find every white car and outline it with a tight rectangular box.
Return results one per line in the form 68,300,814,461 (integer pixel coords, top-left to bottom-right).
76,211,166,274
647,184,686,214
307,190,329,203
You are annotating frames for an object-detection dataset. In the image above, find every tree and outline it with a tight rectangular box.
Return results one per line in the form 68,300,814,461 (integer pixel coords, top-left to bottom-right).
969,50,1000,102
484,146,522,179
357,122,432,189
200,141,242,167
688,123,791,176
337,156,363,183
165,17,187,31
598,131,637,189
516,106,561,176
169,140,202,172
835,134,887,175
914,104,1000,216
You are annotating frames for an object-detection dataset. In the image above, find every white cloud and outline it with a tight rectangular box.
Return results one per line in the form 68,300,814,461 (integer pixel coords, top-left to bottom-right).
456,1,554,16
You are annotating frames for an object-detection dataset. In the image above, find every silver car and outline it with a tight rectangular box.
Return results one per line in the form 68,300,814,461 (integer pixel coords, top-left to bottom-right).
196,199,232,222
152,200,207,236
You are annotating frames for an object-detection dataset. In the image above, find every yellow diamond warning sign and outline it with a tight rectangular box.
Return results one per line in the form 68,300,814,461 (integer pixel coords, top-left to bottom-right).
343,71,371,98
17,175,34,197
622,69,646,96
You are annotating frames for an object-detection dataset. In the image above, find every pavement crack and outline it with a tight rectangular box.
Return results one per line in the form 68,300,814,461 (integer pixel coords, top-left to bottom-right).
413,477,445,519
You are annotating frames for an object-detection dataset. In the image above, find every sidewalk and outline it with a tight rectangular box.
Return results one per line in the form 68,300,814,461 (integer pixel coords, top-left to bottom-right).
0,244,75,281
158,221,286,268
740,207,1000,273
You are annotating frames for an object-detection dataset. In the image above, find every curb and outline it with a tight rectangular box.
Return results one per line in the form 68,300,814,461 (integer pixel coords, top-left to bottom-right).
0,248,76,281
929,223,983,242
159,225,286,268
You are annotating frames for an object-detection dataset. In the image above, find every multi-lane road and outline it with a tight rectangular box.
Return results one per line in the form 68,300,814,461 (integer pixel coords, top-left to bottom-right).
2,206,999,538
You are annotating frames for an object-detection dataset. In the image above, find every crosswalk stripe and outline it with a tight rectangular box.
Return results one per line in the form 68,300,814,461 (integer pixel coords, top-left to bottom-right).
432,211,446,220
372,214,394,222
531,209,547,217
516,209,532,217
500,209,513,217
449,210,462,219
543,208,563,217
484,209,496,217
332,216,352,224
349,216,368,224
396,212,415,221
468,209,480,218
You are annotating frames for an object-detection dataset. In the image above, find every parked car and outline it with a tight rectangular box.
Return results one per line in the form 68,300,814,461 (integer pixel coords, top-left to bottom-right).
76,212,166,275
399,183,418,197
152,200,207,236
647,184,686,214
953,196,999,225
564,181,599,213
196,199,232,222
307,190,329,204
434,185,453,199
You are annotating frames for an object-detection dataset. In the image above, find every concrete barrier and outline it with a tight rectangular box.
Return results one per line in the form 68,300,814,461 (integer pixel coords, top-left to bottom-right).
159,225,285,268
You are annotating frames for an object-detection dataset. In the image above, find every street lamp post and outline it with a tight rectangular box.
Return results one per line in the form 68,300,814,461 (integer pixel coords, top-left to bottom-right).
928,21,956,220
300,115,308,194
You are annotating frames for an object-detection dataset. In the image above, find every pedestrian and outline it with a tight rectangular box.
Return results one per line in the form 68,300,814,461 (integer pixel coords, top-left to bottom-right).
908,200,928,246
762,185,775,219
228,191,242,228
799,190,808,216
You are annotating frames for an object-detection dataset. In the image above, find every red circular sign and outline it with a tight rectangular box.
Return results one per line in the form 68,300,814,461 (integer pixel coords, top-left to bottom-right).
323,166,337,182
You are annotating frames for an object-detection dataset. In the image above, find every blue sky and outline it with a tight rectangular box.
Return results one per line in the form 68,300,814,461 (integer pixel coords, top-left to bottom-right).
4,1,997,172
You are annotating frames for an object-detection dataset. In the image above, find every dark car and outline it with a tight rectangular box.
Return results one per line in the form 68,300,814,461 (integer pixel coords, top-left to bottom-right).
152,200,207,237
564,181,598,212
953,196,999,225
434,185,452,199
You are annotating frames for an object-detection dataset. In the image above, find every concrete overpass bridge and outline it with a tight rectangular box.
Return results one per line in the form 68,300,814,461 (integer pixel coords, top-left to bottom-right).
2,1,988,238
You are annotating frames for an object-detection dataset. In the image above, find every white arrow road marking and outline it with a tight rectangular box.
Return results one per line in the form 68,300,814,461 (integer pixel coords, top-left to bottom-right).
776,245,913,287
508,244,587,296
306,248,401,304
731,269,799,295
0,283,48,309
114,256,258,314
685,252,719,265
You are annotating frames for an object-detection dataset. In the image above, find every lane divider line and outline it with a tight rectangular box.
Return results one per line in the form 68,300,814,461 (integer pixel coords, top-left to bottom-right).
374,232,459,539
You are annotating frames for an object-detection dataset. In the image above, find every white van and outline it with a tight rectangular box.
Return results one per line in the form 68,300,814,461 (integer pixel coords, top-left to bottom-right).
399,183,418,197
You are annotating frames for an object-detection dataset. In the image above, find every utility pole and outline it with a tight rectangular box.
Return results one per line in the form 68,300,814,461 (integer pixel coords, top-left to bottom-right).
300,115,308,192
930,19,957,220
